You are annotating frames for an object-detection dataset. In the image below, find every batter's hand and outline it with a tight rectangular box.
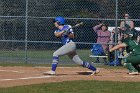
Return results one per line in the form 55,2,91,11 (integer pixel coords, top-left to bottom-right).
64,29,69,33
64,28,71,34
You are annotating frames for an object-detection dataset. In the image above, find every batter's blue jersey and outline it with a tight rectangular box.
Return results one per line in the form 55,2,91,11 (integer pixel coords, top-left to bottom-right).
54,25,74,45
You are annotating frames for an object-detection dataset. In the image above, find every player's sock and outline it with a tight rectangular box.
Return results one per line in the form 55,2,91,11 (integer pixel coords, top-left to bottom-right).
132,64,140,72
52,64,57,71
52,56,59,71
124,63,138,72
82,61,96,71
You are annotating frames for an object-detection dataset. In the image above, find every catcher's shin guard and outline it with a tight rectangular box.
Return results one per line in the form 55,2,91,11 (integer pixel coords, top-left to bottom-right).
124,63,138,73
132,64,140,72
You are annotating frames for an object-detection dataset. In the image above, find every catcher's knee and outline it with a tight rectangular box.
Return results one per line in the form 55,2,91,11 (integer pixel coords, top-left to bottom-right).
123,62,132,67
123,62,127,66
72,55,83,65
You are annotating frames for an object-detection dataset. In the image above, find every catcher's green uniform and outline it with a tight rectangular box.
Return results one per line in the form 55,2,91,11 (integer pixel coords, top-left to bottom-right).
123,38,140,72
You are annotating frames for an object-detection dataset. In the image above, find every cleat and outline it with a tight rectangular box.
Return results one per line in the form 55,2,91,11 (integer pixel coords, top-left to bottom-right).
43,70,56,75
91,69,100,75
129,72,139,75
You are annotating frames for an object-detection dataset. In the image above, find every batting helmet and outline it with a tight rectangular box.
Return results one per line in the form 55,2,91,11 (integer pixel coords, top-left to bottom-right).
54,16,65,25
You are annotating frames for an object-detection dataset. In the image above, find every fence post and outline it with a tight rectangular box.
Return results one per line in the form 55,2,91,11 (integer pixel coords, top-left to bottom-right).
114,0,119,66
25,0,29,64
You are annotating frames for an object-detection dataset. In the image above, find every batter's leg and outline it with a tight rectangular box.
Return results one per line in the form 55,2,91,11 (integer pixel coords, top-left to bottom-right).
44,42,76,75
51,42,76,71
68,51,99,74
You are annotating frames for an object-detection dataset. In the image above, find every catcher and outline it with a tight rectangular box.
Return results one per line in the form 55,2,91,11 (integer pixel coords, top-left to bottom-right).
109,30,140,75
43,16,99,75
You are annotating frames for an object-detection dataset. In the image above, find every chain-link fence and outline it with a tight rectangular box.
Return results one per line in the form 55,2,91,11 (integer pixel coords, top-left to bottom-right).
0,0,140,65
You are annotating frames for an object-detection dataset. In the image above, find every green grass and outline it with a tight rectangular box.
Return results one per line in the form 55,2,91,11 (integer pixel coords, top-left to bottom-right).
0,80,140,93
0,50,91,58
0,50,54,58
0,49,92,57
0,62,79,67
0,49,91,58
0,49,93,63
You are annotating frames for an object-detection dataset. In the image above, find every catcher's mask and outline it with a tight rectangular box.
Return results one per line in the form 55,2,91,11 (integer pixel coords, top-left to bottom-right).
122,30,138,40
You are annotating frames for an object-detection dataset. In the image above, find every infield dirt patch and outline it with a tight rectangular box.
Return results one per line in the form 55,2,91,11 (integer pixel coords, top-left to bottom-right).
0,66,140,88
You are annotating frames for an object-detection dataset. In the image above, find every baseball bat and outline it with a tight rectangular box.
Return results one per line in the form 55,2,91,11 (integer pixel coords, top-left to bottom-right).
71,22,84,29
63,22,83,33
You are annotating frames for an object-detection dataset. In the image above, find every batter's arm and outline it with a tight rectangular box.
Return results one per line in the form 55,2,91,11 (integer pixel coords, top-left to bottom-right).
54,22,83,38
54,31,65,37
68,33,74,38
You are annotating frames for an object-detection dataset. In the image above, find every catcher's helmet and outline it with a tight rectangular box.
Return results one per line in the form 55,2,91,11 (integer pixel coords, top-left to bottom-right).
123,30,138,40
54,16,65,25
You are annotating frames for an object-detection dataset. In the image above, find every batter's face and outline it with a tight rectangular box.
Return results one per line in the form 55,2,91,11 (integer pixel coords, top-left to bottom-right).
54,22,59,28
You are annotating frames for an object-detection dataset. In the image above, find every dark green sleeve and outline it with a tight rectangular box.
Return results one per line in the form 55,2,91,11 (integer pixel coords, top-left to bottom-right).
122,39,129,46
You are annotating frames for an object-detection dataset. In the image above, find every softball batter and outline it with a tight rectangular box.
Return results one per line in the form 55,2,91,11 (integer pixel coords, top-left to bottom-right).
110,30,140,75
43,16,99,75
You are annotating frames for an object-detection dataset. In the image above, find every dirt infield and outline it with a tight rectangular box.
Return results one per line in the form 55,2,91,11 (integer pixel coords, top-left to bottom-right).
0,66,140,88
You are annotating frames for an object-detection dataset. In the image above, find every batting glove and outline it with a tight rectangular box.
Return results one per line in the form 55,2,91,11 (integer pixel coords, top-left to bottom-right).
64,28,71,34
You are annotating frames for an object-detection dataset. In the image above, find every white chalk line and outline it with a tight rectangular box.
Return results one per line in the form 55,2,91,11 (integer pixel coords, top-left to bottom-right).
0,70,24,73
0,74,137,82
34,67,76,69
0,75,55,81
